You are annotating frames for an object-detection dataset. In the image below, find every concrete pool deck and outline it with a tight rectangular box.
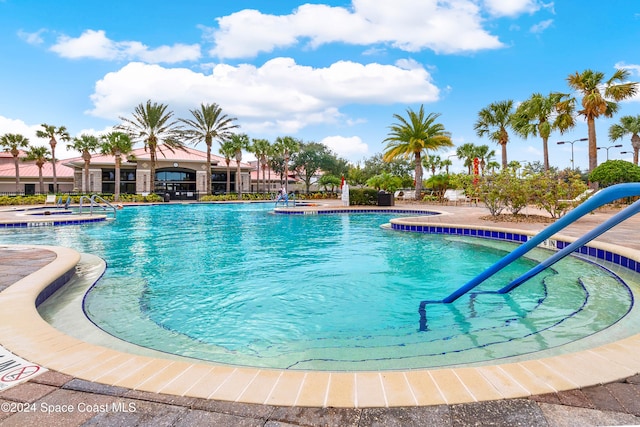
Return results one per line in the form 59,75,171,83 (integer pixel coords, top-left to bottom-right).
1,202,640,425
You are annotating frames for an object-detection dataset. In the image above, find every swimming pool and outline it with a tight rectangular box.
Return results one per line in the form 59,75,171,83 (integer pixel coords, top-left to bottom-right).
3,203,639,371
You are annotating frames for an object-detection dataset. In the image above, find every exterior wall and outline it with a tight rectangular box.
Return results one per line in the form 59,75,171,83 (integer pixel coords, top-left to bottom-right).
136,168,151,195
88,169,102,193
196,170,207,194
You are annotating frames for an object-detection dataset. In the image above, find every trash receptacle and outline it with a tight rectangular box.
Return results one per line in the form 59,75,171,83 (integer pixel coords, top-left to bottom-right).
377,191,394,206
164,193,170,203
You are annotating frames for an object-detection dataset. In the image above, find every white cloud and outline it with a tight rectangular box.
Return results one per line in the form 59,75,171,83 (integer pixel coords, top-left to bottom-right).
208,0,505,59
320,135,370,161
88,58,440,134
17,29,46,45
530,19,553,34
483,0,541,17
0,116,50,149
50,30,201,64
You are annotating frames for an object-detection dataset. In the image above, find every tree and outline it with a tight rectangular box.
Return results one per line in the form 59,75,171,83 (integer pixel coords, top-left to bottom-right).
36,124,70,192
273,136,301,193
101,131,134,202
474,100,515,169
383,106,453,200
589,160,640,188
180,103,238,195
512,92,575,171
68,134,100,193
474,144,495,176
118,100,184,193
24,146,51,194
249,138,271,193
219,139,236,194
455,143,478,174
227,133,249,199
317,174,341,192
0,133,30,193
609,115,640,165
566,69,639,175
422,154,442,177
291,142,333,193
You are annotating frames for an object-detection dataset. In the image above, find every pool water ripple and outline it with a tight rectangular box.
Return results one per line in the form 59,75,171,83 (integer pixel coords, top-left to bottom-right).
1,203,637,370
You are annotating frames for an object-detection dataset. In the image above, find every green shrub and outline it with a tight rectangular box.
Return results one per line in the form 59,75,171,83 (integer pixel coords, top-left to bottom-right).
349,188,378,205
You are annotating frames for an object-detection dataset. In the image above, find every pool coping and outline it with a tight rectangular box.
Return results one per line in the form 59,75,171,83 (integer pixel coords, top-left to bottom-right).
2,215,640,408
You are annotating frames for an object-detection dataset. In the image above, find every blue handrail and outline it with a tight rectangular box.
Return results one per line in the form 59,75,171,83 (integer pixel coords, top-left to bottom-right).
421,183,640,306
498,197,640,293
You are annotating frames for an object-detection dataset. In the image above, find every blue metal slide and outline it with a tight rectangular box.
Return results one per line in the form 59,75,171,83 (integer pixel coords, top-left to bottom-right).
421,183,640,306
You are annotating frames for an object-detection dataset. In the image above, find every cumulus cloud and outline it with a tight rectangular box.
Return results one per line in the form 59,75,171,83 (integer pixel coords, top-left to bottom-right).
483,0,542,17
208,0,505,59
320,135,370,161
50,29,201,64
88,58,440,134
0,116,49,148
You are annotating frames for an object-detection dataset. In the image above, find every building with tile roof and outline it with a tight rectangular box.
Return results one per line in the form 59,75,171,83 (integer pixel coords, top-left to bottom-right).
1,145,253,200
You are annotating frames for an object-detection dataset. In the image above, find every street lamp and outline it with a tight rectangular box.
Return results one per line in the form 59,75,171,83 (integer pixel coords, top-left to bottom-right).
597,144,623,161
556,138,588,170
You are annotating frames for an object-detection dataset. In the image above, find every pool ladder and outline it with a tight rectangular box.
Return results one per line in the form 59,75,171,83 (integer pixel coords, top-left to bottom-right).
78,194,118,219
418,183,640,330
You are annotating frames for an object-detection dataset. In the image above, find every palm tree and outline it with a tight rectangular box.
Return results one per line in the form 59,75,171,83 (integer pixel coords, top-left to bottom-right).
180,103,238,195
474,100,515,169
273,136,301,193
383,106,453,200
249,138,271,193
0,133,30,193
24,146,51,194
486,160,501,174
118,100,183,193
455,143,477,174
609,115,640,165
68,134,100,193
228,133,250,200
474,144,495,176
441,158,453,175
512,92,576,171
218,139,236,194
566,69,639,174
422,154,442,177
36,124,70,192
101,131,134,202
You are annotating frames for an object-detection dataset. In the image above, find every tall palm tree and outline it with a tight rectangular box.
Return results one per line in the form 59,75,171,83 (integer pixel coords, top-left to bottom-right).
0,133,30,193
179,103,238,195
609,115,640,165
455,143,478,174
383,106,453,200
118,100,183,193
566,69,639,174
218,139,236,194
101,131,134,202
249,138,271,193
228,133,250,200
474,100,515,170
512,92,576,171
36,124,70,192
273,136,301,193
24,146,51,194
68,134,100,193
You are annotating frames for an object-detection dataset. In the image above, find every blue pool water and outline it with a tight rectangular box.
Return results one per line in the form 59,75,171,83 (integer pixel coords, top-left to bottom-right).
2,203,638,370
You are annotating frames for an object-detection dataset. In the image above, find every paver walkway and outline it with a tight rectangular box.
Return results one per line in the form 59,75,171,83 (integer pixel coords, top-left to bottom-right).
1,203,640,426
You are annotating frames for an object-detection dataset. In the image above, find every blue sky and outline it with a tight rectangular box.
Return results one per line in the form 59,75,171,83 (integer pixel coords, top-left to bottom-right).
1,0,639,172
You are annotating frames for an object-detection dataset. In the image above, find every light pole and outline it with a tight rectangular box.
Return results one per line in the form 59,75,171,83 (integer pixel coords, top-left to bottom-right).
597,144,623,161
557,138,588,170
620,151,632,158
